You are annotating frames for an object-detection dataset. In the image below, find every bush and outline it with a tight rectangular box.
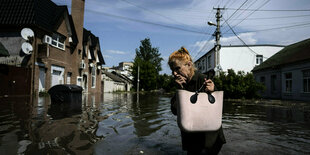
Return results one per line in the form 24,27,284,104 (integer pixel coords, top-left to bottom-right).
213,69,265,99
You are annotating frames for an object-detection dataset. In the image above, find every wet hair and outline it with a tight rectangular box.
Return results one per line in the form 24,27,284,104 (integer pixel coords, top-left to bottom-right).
168,46,193,68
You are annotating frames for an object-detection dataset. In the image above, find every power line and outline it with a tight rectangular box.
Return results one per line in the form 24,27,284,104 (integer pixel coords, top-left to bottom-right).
223,17,260,56
85,9,212,35
229,14,310,20
221,0,260,33
225,0,249,22
192,35,214,60
190,7,218,57
223,0,270,34
225,22,310,34
118,0,196,29
226,8,310,12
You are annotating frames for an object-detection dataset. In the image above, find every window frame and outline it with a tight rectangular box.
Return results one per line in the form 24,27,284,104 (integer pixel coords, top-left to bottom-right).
50,34,65,50
284,72,292,93
91,66,96,88
256,55,263,65
302,69,310,93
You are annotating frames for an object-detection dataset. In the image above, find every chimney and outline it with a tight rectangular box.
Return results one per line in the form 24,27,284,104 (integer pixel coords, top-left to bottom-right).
71,0,85,52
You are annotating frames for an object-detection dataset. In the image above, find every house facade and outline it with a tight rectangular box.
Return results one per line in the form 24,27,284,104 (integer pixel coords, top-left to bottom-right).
253,38,310,101
194,45,284,74
0,0,104,97
102,70,132,92
79,28,105,94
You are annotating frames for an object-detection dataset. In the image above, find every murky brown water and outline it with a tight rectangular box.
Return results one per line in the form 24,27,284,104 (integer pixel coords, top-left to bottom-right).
0,93,309,154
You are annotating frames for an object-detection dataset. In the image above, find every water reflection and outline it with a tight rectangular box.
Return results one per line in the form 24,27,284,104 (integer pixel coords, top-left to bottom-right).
0,94,309,154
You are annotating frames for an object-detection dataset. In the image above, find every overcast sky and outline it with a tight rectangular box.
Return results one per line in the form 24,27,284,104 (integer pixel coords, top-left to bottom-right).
52,0,310,74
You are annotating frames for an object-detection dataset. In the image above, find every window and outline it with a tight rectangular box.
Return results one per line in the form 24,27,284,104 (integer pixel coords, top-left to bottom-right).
91,66,96,88
198,62,202,70
285,73,292,92
202,59,205,71
51,34,65,50
256,55,263,65
205,58,208,70
260,76,265,84
67,72,72,84
207,55,211,69
271,75,277,93
303,69,310,92
77,77,82,87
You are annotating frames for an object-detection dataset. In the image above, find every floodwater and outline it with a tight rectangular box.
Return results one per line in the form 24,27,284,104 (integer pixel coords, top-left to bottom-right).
0,93,309,155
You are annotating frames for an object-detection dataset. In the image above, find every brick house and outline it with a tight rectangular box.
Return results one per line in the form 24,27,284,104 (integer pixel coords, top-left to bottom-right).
79,28,105,94
0,0,105,97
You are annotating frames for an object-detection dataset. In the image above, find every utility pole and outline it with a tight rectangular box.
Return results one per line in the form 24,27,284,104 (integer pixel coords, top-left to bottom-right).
137,65,140,93
137,65,140,104
209,7,224,75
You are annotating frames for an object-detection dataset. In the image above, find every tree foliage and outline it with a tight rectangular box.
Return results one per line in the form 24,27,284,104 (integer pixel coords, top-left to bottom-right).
157,74,177,92
132,38,163,91
213,69,265,99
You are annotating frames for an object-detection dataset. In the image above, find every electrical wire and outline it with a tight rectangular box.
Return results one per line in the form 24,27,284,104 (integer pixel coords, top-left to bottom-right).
223,0,270,34
226,22,310,34
192,35,214,60
229,14,310,20
118,0,197,29
221,0,260,33
225,8,310,12
223,17,260,56
85,9,213,35
190,8,217,57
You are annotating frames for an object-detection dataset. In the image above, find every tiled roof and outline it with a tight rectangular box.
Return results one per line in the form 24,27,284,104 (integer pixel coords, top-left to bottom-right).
0,0,66,31
252,38,310,72
104,71,126,83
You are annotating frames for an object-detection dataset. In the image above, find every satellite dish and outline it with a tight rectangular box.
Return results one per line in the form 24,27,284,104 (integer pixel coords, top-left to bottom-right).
21,28,34,40
21,42,33,55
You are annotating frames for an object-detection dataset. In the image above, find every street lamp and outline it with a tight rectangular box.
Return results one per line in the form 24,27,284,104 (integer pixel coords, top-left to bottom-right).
207,21,217,26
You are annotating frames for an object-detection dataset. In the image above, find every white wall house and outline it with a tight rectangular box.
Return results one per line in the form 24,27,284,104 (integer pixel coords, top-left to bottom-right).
102,71,132,92
194,45,285,74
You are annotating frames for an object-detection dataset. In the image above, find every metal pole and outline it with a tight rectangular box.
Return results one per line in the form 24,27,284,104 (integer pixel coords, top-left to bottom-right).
137,65,139,93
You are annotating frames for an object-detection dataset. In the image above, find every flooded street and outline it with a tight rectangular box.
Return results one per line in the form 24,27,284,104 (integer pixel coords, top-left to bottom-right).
0,93,309,154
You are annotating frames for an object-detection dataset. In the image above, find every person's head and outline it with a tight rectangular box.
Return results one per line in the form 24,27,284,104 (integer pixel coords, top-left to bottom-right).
168,46,195,81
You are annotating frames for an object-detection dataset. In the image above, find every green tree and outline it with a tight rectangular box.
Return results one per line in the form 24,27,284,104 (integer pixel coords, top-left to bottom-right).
158,74,177,92
132,38,163,91
214,69,265,99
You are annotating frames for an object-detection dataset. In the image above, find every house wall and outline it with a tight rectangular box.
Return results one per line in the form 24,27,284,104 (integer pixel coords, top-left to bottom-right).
81,40,103,94
103,79,114,92
195,51,215,73
254,61,310,101
255,69,282,99
34,19,79,94
195,45,284,74
102,75,127,93
220,46,284,73
281,61,310,101
0,65,31,96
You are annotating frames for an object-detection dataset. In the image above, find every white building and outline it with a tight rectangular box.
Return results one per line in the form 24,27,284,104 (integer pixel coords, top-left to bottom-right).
111,62,133,80
194,45,285,74
102,70,132,92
